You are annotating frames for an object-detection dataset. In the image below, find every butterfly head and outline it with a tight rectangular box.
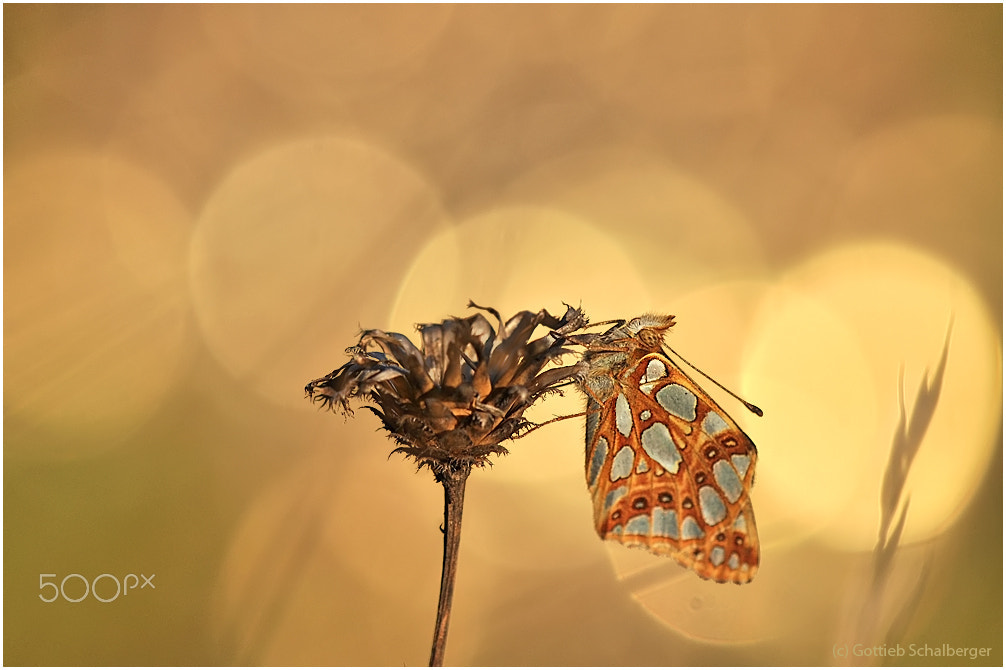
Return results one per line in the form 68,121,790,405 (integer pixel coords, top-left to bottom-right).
602,314,676,353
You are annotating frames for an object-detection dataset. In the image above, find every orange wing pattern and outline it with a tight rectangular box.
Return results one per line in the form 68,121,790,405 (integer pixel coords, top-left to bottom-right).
584,351,759,583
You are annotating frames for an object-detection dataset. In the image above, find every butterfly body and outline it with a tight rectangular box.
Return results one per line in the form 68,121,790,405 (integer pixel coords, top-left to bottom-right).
579,314,760,584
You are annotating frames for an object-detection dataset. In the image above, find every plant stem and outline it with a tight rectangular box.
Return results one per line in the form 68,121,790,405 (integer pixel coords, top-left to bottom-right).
429,462,471,667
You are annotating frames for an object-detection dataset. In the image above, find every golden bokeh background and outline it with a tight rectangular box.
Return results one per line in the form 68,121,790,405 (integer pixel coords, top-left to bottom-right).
5,5,1001,666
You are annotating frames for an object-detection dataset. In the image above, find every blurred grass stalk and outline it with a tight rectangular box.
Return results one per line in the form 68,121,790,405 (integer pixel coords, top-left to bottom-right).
305,302,588,665
845,320,952,665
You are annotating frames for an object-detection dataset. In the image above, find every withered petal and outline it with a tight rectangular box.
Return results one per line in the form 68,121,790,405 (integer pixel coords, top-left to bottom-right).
355,366,409,396
525,362,585,395
441,341,464,389
362,329,436,394
549,304,589,334
465,313,496,360
471,360,492,399
487,311,539,387
418,321,456,386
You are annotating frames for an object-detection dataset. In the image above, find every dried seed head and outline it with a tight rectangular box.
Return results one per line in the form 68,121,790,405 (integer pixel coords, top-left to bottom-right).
306,302,588,476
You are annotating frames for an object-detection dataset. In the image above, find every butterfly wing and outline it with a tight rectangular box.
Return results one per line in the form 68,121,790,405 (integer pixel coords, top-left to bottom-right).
585,352,759,583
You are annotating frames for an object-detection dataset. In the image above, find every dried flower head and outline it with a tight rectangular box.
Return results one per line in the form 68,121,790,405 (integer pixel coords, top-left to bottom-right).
305,302,588,477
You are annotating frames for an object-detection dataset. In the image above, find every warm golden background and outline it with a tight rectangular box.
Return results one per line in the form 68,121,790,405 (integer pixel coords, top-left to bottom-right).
5,4,1002,666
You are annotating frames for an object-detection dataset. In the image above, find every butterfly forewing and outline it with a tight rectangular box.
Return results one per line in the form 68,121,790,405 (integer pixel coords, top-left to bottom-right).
585,351,759,583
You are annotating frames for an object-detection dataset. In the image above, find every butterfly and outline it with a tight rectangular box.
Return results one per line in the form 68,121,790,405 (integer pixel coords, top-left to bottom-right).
575,314,760,583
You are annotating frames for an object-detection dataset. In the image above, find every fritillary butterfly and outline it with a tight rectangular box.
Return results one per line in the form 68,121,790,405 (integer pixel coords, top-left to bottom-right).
578,314,760,583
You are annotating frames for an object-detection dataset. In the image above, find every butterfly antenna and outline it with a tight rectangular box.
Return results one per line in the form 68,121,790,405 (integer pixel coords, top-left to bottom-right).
664,345,764,417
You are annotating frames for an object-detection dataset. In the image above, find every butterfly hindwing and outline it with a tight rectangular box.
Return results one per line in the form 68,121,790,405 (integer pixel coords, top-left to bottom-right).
585,351,759,583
